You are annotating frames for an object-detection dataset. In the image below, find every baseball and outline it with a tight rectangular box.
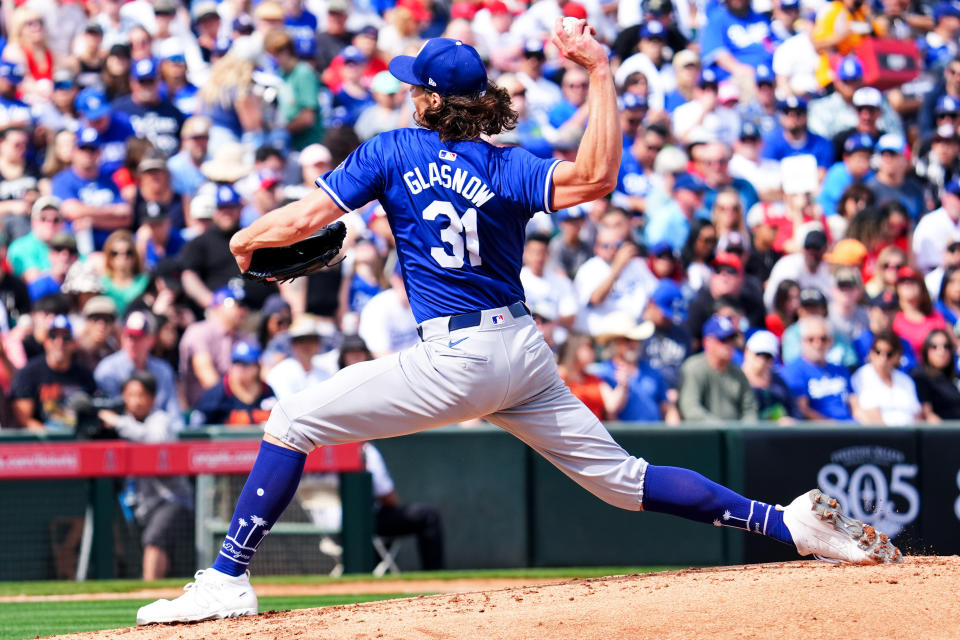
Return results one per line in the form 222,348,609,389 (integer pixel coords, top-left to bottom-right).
562,16,581,35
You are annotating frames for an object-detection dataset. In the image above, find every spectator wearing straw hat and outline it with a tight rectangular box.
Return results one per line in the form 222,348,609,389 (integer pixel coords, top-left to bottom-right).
592,311,679,423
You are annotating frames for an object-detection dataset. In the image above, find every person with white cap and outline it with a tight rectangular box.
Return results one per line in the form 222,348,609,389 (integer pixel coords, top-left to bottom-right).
742,329,798,423
265,315,332,401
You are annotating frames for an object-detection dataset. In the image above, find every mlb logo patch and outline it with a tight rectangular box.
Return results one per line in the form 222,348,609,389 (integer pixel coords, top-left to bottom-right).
491,314,504,325
439,150,457,161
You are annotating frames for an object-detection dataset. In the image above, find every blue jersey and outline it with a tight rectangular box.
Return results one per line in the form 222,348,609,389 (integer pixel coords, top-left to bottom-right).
318,128,561,323
761,127,834,168
699,4,774,79
285,11,318,58
51,167,124,249
99,115,137,176
780,357,854,421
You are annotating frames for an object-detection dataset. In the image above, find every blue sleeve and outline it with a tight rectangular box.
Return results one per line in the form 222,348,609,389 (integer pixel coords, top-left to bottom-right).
760,131,782,160
50,172,74,200
813,136,834,168
781,363,808,398
497,146,563,215
699,7,729,64
316,135,386,212
844,368,854,394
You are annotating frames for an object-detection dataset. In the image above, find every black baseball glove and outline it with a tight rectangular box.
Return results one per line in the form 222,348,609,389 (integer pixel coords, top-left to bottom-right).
242,221,347,283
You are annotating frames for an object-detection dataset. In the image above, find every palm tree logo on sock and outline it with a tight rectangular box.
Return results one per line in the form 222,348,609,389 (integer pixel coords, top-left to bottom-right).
247,515,270,549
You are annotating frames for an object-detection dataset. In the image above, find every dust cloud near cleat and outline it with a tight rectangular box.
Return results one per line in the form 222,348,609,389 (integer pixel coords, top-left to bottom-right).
781,489,904,564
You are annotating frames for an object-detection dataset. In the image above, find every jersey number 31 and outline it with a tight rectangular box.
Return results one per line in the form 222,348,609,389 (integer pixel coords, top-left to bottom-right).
423,200,482,268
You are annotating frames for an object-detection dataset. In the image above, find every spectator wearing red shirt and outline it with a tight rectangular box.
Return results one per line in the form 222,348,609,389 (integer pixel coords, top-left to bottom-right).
893,267,948,354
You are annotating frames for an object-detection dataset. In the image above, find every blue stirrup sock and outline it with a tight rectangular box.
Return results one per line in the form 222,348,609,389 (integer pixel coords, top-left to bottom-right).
212,441,308,577
642,464,794,546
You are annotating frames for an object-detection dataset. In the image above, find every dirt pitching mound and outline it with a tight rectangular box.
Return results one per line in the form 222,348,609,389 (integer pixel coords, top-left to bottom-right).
51,556,960,640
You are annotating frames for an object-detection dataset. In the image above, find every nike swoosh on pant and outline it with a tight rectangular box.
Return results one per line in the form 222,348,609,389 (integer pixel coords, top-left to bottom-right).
448,337,469,348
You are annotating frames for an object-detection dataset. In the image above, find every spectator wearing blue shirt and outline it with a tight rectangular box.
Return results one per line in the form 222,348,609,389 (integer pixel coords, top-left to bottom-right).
663,49,700,114
645,172,707,253
699,0,774,82
51,127,131,252
548,66,590,129
614,119,665,214
167,115,210,198
0,61,32,129
866,133,926,220
75,87,137,177
590,311,680,423
854,291,918,373
331,46,374,127
736,64,777,136
283,0,318,59
781,316,864,421
918,2,960,72
112,58,186,157
762,96,835,169
641,278,692,393
819,133,875,215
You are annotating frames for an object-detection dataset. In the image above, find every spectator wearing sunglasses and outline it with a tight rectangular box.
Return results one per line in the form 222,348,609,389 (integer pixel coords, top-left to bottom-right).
6,196,65,281
781,316,863,422
851,330,922,425
911,328,960,422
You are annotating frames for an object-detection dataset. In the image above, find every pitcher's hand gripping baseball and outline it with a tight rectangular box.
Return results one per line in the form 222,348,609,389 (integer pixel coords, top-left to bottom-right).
240,220,347,283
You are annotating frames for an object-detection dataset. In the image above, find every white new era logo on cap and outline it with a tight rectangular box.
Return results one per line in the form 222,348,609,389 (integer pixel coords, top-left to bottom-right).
428,77,437,86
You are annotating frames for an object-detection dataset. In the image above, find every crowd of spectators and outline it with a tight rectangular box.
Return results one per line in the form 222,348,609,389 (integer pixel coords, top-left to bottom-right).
2,0,960,437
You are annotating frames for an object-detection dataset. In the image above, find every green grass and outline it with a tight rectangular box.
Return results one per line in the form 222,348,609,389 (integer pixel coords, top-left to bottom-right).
0,567,680,640
0,566,678,597
0,594,413,640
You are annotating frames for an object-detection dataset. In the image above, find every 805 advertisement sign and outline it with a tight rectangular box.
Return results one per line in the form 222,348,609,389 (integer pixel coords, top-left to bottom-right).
738,429,921,564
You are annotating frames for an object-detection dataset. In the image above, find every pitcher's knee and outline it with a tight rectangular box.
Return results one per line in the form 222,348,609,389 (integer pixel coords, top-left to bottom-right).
264,403,314,454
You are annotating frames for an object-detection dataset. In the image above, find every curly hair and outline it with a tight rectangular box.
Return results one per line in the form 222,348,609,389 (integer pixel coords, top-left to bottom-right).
415,82,518,142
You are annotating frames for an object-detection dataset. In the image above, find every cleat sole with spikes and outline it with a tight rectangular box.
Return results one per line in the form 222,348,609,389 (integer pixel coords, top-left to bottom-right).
807,489,903,564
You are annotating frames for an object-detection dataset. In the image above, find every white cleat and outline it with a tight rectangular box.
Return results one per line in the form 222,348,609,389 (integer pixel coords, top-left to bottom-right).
781,489,903,565
136,569,258,625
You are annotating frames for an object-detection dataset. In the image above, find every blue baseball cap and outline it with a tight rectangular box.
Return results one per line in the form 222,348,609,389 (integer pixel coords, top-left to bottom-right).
389,38,488,96
341,45,367,65
557,205,586,221
216,184,242,208
780,0,801,8
75,88,111,120
844,132,874,154
131,57,158,80
640,21,667,40
934,1,960,21
651,279,687,322
777,95,808,112
837,56,863,82
211,286,244,308
620,92,647,111
755,64,774,85
0,61,23,84
740,120,761,140
649,240,675,256
49,313,74,336
231,341,262,364
698,68,718,87
76,126,102,150
936,95,960,115
673,172,707,193
702,314,737,340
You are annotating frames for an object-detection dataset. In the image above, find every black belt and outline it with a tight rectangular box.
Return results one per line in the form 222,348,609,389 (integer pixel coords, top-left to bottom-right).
419,301,530,338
